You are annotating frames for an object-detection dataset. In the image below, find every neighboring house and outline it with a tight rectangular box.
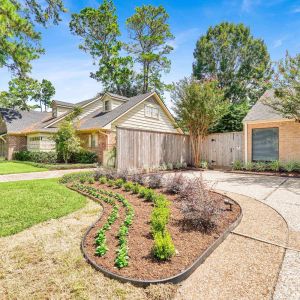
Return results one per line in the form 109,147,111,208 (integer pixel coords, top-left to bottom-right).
243,90,300,162
0,91,181,161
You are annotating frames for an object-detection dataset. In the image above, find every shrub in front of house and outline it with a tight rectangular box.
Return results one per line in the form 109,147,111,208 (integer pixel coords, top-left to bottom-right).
14,150,57,164
70,150,98,164
232,160,300,173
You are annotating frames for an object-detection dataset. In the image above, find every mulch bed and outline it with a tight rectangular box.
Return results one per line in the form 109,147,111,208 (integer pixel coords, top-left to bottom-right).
81,183,241,280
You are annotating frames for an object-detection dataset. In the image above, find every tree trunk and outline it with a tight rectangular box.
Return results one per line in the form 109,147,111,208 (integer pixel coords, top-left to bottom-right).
190,134,201,167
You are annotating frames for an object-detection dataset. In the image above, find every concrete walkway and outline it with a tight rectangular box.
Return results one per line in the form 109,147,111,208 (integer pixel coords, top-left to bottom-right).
175,170,300,300
0,168,96,183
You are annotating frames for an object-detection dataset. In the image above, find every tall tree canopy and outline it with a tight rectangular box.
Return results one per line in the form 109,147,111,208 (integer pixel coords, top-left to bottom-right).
0,0,66,76
126,5,174,94
263,52,300,122
193,22,271,105
69,0,135,97
172,78,227,166
0,77,55,110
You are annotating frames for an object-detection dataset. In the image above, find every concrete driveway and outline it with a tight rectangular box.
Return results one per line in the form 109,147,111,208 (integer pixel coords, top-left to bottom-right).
178,170,300,299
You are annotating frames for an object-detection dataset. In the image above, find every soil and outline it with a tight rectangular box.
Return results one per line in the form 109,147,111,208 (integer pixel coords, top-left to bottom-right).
77,183,241,281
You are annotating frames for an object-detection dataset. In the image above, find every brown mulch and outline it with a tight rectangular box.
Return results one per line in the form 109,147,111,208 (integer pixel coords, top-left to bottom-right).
81,183,241,281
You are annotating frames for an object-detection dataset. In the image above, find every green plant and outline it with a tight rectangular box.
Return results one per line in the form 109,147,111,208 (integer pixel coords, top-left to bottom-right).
166,162,173,170
138,186,148,198
268,160,280,172
71,150,97,163
153,194,170,208
131,183,140,194
88,177,95,184
152,231,175,260
200,161,208,169
254,162,266,172
115,244,129,268
151,206,169,233
233,160,243,170
245,162,254,171
13,150,57,164
174,162,182,170
144,189,156,202
114,179,124,188
95,243,108,256
282,161,300,172
59,172,95,184
123,181,134,192
99,176,107,184
107,179,115,187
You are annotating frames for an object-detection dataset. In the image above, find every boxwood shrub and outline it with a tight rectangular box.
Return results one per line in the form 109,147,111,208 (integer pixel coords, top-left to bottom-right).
14,150,57,164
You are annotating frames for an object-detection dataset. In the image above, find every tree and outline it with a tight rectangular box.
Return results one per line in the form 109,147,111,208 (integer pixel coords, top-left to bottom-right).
53,107,82,163
126,5,174,94
263,52,300,122
34,79,55,111
69,0,135,97
0,77,39,110
0,0,66,76
172,78,227,166
193,22,271,105
0,77,55,111
209,102,250,133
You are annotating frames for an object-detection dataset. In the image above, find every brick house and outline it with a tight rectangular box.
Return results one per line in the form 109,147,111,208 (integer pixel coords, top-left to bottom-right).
0,91,181,162
243,90,300,162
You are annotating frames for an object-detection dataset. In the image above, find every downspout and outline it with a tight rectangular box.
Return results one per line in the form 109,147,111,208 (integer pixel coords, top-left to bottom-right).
244,122,248,163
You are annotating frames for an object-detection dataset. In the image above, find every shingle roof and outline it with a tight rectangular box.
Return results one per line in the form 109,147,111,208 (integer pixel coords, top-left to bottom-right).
243,90,286,122
78,91,154,130
53,100,74,107
0,108,52,134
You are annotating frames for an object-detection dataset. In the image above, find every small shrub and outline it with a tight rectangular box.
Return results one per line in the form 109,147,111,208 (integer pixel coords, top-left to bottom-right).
95,243,108,256
174,162,182,170
233,160,243,170
151,206,170,233
117,170,129,182
14,150,57,164
165,174,185,194
144,188,156,202
153,194,170,208
131,183,140,194
99,176,107,184
59,171,94,184
79,177,86,184
123,181,134,192
268,160,280,172
200,161,208,169
254,162,266,172
282,161,300,173
88,177,95,184
152,231,175,261
148,174,163,189
245,162,254,171
181,176,219,233
138,186,148,198
159,163,168,171
182,162,188,169
114,178,124,188
131,173,145,185
107,179,115,187
166,162,173,170
71,150,97,163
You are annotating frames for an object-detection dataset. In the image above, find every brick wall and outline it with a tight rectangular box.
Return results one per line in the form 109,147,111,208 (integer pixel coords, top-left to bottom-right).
7,135,27,160
78,131,116,163
246,120,300,162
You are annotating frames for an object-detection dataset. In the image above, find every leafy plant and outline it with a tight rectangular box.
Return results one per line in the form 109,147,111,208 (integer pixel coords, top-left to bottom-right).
131,183,140,194
268,160,280,172
147,174,163,189
245,162,254,171
107,179,115,187
152,231,175,261
123,181,134,192
233,160,243,170
114,179,124,188
131,173,145,185
151,206,169,233
166,163,173,170
282,161,300,173
254,162,266,172
165,174,185,194
88,177,95,184
144,189,156,202
99,176,107,184
95,243,108,256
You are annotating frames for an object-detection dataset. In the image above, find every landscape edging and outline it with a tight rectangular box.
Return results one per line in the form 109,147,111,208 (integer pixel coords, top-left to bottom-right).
71,186,243,287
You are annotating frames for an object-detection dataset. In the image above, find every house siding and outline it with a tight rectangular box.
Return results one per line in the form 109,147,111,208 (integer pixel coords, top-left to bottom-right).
112,96,177,133
246,121,300,162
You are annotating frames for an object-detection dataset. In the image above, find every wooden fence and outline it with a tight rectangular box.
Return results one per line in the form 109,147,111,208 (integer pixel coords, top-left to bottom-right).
200,131,243,167
116,127,192,171
116,127,243,171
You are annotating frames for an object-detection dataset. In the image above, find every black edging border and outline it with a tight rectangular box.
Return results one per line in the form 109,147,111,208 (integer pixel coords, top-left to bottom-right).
70,186,243,287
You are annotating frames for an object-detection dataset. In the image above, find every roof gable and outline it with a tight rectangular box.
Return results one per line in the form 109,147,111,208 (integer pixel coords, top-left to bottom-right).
243,90,288,122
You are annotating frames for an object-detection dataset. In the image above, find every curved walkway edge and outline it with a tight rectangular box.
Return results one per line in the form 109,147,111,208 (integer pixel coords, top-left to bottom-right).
0,168,96,182
175,190,288,300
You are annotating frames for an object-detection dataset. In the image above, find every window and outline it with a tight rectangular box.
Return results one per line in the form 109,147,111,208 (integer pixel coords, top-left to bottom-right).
104,100,110,111
144,105,159,119
29,136,42,142
52,108,57,118
252,128,279,161
88,133,98,148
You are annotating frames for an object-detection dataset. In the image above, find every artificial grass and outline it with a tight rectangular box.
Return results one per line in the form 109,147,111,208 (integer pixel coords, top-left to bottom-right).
0,162,48,175
0,178,87,237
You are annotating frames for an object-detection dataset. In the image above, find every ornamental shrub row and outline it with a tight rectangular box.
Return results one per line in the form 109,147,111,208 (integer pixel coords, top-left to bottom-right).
233,160,300,173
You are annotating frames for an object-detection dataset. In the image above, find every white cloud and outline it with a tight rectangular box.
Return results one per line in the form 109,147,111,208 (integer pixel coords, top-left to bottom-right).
273,39,283,48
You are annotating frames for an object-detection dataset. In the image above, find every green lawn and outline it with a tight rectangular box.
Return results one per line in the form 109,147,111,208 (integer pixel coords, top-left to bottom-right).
0,179,87,237
0,162,48,175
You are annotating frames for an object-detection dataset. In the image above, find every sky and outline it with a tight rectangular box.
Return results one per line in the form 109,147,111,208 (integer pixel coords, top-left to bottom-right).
1,0,300,109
